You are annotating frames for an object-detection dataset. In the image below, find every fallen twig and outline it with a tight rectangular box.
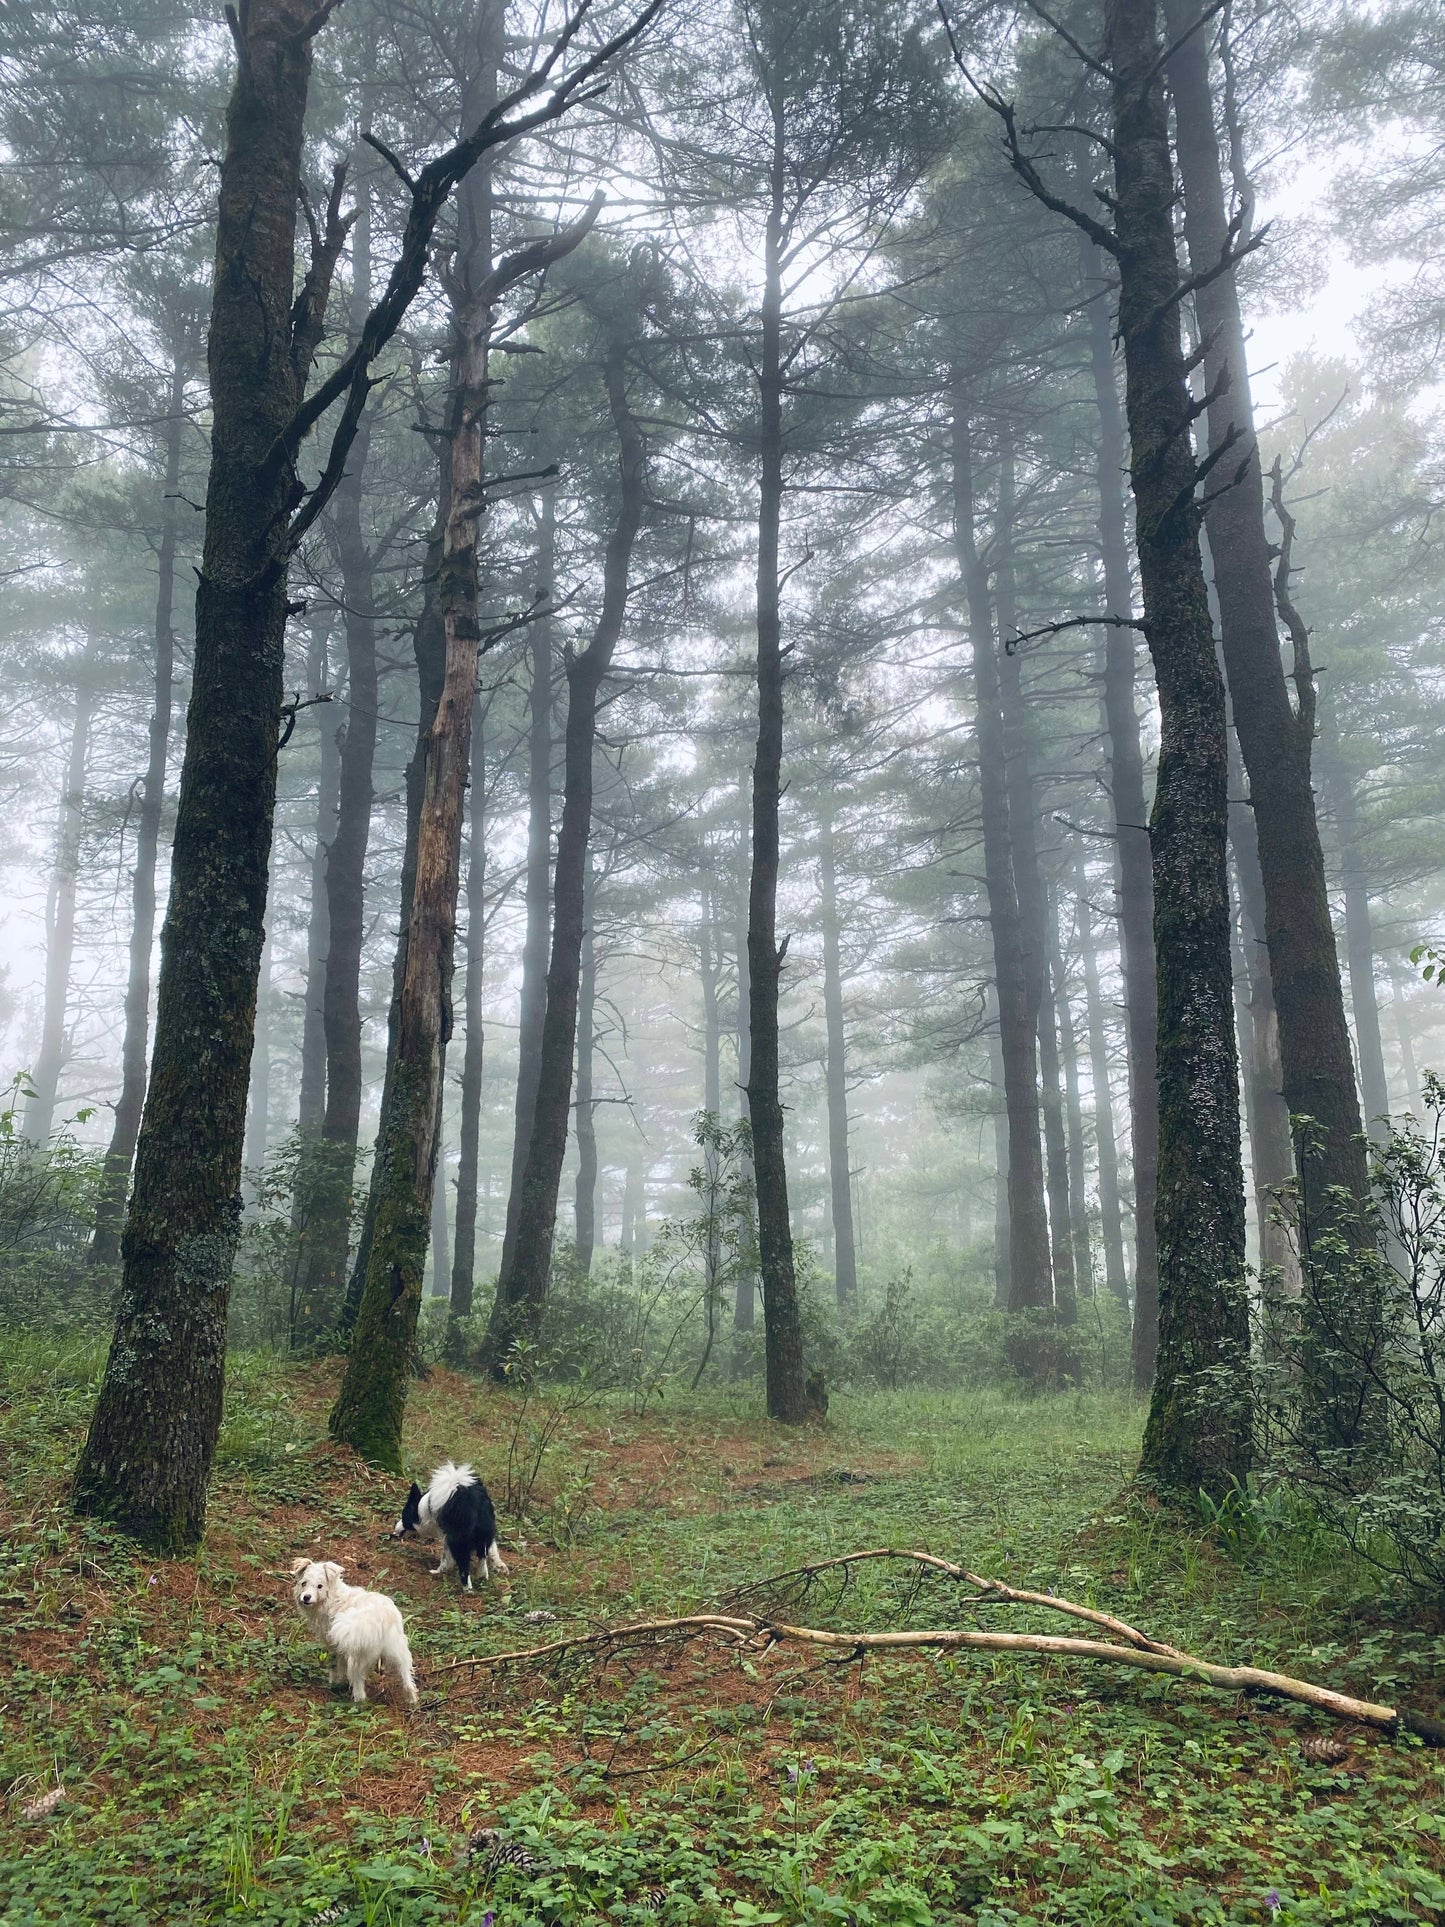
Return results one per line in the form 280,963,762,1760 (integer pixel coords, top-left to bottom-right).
440,1550,1445,1745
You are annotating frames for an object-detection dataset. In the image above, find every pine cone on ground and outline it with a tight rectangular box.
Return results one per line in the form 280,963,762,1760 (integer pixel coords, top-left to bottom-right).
1299,1735,1350,1765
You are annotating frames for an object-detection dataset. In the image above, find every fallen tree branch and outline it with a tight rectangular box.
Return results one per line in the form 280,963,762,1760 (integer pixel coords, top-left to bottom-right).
440,1551,1445,1744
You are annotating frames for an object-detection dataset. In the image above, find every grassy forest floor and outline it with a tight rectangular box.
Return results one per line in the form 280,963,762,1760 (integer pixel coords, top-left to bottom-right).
2,1343,1444,1926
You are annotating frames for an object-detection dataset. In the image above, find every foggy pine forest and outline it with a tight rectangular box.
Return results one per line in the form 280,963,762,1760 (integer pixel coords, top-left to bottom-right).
5,1,1445,1922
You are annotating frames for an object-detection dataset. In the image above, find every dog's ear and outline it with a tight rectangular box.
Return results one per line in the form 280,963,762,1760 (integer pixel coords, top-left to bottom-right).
290,1557,309,1575
325,1560,346,1581
406,1482,422,1504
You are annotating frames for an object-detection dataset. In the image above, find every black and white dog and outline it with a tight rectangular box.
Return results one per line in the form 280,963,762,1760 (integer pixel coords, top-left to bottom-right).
393,1462,507,1592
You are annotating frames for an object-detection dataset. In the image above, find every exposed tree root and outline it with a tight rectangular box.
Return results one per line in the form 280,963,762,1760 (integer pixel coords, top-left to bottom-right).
441,1547,1445,1745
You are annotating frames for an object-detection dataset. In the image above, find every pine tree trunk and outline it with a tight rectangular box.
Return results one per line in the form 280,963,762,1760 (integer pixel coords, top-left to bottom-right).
1075,858,1129,1303
1229,748,1302,1295
329,249,491,1466
90,365,185,1265
1106,0,1250,1498
987,1001,1011,1306
73,0,323,1547
245,928,274,1183
450,691,487,1323
994,447,1074,1323
339,515,447,1339
949,383,1052,1318
294,613,340,1149
1166,0,1373,1453
732,828,758,1344
1388,956,1422,1114
498,496,556,1284
430,1126,450,1298
485,342,645,1364
748,120,808,1424
699,872,725,1300
573,854,598,1272
26,641,97,1145
296,159,379,1337
1050,890,1095,1300
1321,723,1388,1136
819,808,858,1305
1082,232,1160,1378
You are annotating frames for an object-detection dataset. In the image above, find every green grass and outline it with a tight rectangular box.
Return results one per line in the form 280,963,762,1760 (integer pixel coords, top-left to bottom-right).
2,1341,1443,1925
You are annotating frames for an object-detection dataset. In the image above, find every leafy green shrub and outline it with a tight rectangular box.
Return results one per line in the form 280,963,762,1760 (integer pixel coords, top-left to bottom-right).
0,1073,107,1332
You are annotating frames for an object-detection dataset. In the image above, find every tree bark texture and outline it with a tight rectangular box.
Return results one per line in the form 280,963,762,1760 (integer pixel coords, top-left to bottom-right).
748,127,808,1424
1166,0,1372,1422
430,1127,451,1298
90,364,185,1265
486,341,645,1364
25,640,97,1146
732,826,758,1344
949,385,1052,1317
450,691,487,1322
74,1,323,1546
1100,0,1249,1497
819,808,858,1305
1082,234,1160,1376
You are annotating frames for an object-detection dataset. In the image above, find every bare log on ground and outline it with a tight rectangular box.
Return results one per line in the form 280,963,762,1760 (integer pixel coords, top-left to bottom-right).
439,1549,1445,1744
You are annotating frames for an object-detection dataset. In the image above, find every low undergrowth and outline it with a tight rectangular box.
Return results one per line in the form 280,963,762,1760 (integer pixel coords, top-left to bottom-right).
2,1340,1444,1924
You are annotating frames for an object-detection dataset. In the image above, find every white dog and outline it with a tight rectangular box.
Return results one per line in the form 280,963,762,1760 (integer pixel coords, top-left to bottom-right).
290,1559,419,1707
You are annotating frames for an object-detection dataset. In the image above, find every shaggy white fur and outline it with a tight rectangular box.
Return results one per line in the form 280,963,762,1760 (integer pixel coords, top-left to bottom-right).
290,1559,419,1707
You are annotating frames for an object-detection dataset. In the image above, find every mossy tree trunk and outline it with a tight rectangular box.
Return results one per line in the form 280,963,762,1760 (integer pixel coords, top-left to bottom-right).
1105,0,1251,1496
74,0,331,1546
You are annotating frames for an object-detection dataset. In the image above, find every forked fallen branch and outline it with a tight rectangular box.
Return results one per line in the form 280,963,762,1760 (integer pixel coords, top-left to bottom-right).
442,1548,1445,1745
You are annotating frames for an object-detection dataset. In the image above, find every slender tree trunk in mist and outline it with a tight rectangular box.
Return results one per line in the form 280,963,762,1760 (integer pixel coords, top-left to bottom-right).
949,383,1052,1321
499,495,556,1286
994,447,1074,1324
1229,746,1301,1296
74,0,330,1547
297,159,379,1337
294,614,339,1149
1049,894,1095,1300
450,692,486,1326
987,1002,1010,1306
1389,955,1422,1114
1321,723,1389,1136
574,854,598,1272
819,808,858,1306
747,130,808,1424
1166,0,1373,1454
90,368,185,1264
1104,0,1249,1498
733,829,758,1346
330,157,500,1462
699,872,725,1299
486,341,645,1368
1075,859,1128,1304
25,644,96,1146
340,514,446,1340
245,927,274,1181
1082,233,1159,1378
430,1132,450,1297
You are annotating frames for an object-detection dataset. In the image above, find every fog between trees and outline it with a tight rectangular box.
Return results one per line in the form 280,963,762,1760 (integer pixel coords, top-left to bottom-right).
4,0,1445,1542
